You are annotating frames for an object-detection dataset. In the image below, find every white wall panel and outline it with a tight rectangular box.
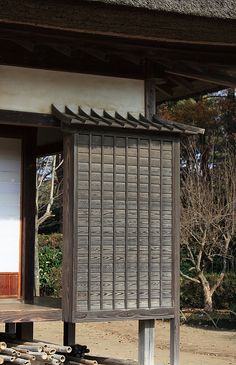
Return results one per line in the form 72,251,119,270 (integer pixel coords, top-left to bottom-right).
0,138,21,272
0,65,145,115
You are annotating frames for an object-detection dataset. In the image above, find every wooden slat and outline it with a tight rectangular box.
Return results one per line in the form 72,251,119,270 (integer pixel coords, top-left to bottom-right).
72,130,174,320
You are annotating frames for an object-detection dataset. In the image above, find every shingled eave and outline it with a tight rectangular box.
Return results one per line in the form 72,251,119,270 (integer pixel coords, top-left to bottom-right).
87,0,236,19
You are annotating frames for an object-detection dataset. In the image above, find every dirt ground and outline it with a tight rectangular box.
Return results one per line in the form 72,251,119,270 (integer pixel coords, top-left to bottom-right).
1,321,235,364
30,321,235,365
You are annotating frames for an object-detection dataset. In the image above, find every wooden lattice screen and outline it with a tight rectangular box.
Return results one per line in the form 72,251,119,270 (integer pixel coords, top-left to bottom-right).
63,130,179,322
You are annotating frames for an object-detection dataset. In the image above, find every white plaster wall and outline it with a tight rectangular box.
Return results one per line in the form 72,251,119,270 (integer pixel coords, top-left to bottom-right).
0,138,21,272
0,66,145,115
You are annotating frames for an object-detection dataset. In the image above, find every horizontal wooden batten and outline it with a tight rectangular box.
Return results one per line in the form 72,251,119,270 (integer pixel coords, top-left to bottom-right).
0,109,59,128
74,308,175,322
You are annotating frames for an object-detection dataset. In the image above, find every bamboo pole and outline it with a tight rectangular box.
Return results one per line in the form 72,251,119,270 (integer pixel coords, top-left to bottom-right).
85,356,138,365
51,354,65,362
0,343,7,351
0,349,17,356
47,346,72,354
28,353,47,361
68,359,97,365
79,360,98,365
0,355,15,362
44,359,59,365
14,347,42,353
10,349,29,354
18,354,36,362
43,348,56,355
13,359,30,365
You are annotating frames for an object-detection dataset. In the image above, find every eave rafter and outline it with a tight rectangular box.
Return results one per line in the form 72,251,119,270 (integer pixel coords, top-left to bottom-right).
0,23,234,103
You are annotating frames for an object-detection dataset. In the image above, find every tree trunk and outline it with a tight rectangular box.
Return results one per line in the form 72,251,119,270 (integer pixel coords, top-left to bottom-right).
199,273,213,311
203,284,213,312
34,229,40,297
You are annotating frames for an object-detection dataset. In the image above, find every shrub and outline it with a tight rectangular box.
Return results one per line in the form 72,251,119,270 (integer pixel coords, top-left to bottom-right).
38,233,63,297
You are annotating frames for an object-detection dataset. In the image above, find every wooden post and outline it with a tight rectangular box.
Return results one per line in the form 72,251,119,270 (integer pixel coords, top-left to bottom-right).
5,323,16,334
170,140,181,365
170,316,180,365
16,322,33,340
138,319,155,365
64,322,76,345
21,128,37,303
138,77,156,365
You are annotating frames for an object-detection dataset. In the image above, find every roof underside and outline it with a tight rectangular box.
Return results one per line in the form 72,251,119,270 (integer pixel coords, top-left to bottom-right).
88,0,236,19
52,105,205,135
0,2,235,104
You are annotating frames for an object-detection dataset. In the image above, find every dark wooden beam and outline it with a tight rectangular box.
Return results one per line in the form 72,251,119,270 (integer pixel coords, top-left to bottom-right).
21,128,37,303
36,142,63,157
0,23,236,66
16,323,33,340
156,85,173,98
62,133,76,323
64,322,76,346
5,323,16,334
0,110,60,128
166,67,236,88
167,75,193,91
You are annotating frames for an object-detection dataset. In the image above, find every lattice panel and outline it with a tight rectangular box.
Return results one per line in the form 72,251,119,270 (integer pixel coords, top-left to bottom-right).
75,132,173,314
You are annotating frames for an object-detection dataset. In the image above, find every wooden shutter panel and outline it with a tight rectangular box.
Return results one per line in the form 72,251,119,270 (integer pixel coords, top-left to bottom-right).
65,131,175,321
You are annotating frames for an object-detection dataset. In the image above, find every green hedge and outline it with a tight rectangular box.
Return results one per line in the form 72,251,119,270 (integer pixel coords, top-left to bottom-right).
38,233,236,309
38,233,63,297
181,273,236,310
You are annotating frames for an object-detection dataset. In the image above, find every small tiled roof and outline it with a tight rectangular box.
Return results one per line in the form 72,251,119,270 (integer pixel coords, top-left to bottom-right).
52,105,204,135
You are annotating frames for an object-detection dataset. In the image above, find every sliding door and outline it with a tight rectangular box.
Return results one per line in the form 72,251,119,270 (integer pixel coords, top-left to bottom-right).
0,138,21,298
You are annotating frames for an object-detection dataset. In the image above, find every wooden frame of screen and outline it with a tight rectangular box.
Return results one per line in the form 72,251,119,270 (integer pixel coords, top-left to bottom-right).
62,128,180,323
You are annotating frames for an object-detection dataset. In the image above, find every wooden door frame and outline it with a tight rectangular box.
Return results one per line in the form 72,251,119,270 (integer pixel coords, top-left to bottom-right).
0,125,37,302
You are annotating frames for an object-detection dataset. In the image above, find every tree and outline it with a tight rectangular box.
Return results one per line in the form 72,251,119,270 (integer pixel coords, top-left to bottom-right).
180,142,236,311
159,92,236,310
35,155,63,296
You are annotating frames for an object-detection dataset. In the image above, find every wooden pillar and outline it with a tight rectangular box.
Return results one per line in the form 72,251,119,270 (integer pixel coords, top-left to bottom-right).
170,316,180,365
64,322,76,345
170,140,181,365
21,128,37,303
16,323,33,340
5,323,16,334
138,77,156,365
138,319,155,365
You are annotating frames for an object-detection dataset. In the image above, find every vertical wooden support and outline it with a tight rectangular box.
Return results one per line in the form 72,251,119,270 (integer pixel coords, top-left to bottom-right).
64,322,76,346
170,317,180,365
138,78,156,365
21,128,37,303
62,133,75,323
145,78,156,119
170,140,181,365
5,323,16,334
138,319,155,365
16,323,33,340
